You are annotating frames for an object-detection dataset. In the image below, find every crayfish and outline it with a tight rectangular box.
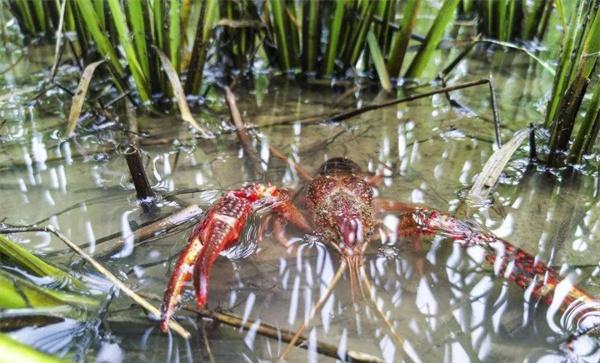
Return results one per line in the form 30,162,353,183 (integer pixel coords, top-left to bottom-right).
159,157,600,354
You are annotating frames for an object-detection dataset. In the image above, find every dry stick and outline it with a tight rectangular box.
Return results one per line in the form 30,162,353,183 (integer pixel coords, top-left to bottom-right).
92,204,203,260
278,261,348,362
327,79,486,121
124,147,156,213
0,225,191,339
224,86,264,177
133,291,383,363
193,307,384,363
199,321,216,363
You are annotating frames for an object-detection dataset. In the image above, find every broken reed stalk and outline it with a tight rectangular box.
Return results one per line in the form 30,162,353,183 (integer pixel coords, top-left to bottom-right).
92,204,203,260
124,146,156,213
278,261,347,362
224,85,264,176
327,79,502,146
0,225,191,339
192,306,384,363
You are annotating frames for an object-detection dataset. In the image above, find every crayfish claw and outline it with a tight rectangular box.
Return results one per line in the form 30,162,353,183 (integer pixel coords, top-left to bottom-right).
160,232,205,332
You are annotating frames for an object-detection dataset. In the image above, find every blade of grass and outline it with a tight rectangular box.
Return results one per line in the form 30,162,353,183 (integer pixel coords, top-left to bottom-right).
31,0,46,33
348,0,376,66
64,59,105,138
168,0,181,74
0,269,97,309
302,0,320,74
387,0,420,78
154,46,213,138
367,30,392,92
568,83,600,163
92,0,104,28
323,0,346,76
405,0,460,79
0,235,87,291
269,0,291,70
75,0,124,76
106,0,150,103
128,0,151,79
545,0,586,127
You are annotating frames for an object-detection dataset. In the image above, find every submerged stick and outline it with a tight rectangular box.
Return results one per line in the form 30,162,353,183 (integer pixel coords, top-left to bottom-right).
0,225,191,339
278,261,348,362
328,79,486,122
124,146,156,212
194,306,384,363
224,86,264,176
93,204,203,260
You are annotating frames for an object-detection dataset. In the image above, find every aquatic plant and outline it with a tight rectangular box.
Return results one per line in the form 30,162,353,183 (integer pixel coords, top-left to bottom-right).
6,0,466,106
545,0,599,167
470,0,555,42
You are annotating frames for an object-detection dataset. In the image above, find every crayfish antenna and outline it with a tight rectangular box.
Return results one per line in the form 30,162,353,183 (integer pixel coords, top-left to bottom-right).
347,255,366,308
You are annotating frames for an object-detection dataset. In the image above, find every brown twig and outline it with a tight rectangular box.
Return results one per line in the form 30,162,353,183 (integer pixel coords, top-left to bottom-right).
224,86,264,177
92,204,203,260
278,261,348,362
124,146,156,213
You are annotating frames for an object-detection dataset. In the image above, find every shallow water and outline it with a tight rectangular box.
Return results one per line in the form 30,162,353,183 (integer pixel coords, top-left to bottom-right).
2,20,600,363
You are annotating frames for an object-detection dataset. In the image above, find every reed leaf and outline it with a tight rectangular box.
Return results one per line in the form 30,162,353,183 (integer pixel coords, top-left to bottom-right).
64,59,105,138
0,269,96,309
92,0,104,28
302,0,320,75
387,0,420,78
367,30,392,92
0,333,68,363
568,83,600,164
168,0,181,74
31,0,46,33
269,0,292,70
405,0,460,79
347,0,376,66
74,0,124,76
0,235,87,291
323,0,346,76
154,46,213,138
106,0,150,102
127,0,151,79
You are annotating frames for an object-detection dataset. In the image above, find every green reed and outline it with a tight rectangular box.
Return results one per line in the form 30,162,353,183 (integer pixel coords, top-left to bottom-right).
473,0,554,42
545,0,599,167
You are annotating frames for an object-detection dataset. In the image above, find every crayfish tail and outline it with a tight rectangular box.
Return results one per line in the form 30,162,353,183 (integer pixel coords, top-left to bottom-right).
160,234,205,332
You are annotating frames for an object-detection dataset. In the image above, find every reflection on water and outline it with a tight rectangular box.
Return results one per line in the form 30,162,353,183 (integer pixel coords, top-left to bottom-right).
2,37,600,363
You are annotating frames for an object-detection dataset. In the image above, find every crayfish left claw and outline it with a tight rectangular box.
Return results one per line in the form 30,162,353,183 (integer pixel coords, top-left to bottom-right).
159,183,306,332
160,229,205,332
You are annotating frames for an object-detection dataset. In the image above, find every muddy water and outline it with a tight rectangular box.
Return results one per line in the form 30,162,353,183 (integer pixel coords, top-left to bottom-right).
2,35,600,363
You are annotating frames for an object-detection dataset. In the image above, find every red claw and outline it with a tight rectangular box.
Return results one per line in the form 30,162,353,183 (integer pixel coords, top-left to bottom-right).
160,184,309,332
